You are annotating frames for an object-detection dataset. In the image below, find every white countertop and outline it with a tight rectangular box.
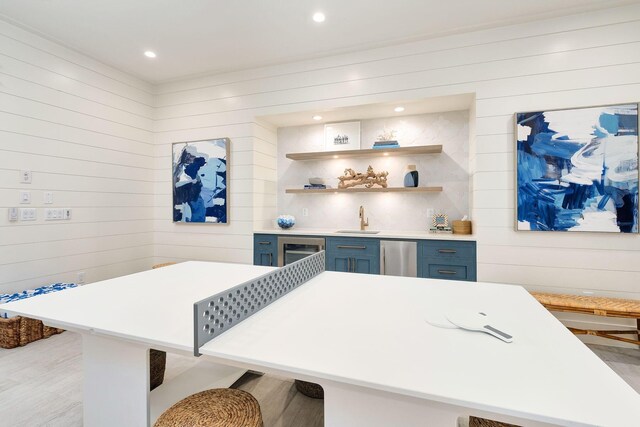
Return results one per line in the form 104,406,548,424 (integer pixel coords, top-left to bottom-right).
254,228,476,241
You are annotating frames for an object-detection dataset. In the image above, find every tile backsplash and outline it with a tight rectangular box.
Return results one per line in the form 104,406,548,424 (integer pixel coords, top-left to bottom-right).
277,111,470,231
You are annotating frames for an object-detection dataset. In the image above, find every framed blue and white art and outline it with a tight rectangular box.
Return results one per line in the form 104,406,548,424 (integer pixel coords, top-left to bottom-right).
172,138,229,224
516,103,638,233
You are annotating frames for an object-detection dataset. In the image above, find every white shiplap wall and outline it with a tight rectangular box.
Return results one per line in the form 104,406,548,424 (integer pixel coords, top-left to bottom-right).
0,20,155,293
153,5,640,339
1,4,638,339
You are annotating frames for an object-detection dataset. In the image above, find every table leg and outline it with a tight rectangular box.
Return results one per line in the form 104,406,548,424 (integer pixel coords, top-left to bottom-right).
83,334,150,427
322,381,459,427
321,380,556,427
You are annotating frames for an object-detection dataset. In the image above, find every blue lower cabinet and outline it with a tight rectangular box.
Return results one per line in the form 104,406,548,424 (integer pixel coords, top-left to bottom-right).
253,234,277,267
326,237,380,275
254,233,476,281
418,240,477,282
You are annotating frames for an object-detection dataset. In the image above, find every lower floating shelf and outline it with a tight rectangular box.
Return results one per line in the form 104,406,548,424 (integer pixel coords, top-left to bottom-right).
285,187,443,194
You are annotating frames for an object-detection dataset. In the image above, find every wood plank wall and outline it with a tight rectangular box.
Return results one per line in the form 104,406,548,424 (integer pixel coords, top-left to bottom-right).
152,5,640,340
1,5,639,343
0,20,155,292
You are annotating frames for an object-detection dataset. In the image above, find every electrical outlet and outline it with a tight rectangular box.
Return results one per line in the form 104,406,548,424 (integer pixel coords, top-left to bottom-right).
20,208,36,221
63,208,72,220
20,170,32,184
44,192,53,204
77,272,85,284
426,208,435,220
20,191,31,204
8,208,19,222
302,208,309,217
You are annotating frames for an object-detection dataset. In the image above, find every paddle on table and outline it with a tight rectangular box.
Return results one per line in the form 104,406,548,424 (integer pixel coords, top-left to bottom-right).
446,309,513,343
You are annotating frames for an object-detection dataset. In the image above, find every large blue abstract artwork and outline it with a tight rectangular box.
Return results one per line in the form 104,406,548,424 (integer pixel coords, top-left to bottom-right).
516,104,638,233
172,138,229,223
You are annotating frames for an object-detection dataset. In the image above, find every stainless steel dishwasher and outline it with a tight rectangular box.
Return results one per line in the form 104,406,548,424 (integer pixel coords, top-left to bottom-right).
380,240,417,277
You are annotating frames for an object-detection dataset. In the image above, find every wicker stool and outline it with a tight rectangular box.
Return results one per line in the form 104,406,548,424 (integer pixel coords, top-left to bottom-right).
148,262,175,391
154,388,263,427
294,379,324,399
469,416,520,427
150,349,167,391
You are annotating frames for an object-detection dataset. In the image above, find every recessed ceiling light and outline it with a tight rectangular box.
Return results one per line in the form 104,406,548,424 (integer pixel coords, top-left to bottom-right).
394,106,405,112
312,12,326,23
313,115,322,121
144,50,157,58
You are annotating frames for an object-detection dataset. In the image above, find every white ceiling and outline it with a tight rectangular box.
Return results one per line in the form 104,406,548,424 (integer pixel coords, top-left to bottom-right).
0,0,634,83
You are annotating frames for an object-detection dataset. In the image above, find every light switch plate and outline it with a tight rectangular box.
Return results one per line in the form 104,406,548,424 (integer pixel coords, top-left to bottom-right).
20,170,32,184
20,208,36,221
45,208,68,221
44,192,53,204
8,207,19,222
20,191,31,204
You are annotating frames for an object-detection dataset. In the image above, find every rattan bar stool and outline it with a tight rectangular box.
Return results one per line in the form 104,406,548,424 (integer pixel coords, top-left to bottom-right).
154,389,263,427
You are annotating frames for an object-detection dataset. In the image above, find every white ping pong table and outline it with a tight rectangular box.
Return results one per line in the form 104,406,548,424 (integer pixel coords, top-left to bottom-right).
3,254,639,427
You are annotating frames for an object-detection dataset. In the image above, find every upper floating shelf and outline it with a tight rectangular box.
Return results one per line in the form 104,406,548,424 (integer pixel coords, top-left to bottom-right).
286,145,442,161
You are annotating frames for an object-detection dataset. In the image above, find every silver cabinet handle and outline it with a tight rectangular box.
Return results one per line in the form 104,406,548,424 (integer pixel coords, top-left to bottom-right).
337,245,366,250
438,249,457,254
347,257,351,272
258,241,271,245
437,270,457,275
268,253,273,266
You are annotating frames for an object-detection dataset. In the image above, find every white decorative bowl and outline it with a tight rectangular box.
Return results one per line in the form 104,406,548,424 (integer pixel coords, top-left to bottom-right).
308,177,326,185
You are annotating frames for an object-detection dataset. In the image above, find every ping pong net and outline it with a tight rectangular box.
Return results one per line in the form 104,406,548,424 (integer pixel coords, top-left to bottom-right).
193,251,326,356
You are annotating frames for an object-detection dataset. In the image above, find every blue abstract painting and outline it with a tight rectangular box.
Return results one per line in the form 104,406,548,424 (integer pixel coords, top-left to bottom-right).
172,138,229,223
516,104,638,233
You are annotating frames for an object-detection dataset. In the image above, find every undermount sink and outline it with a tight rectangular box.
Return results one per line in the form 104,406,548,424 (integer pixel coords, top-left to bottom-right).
335,230,380,234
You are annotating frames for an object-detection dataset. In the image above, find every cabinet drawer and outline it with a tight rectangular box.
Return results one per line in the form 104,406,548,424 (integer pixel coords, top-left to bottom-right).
420,240,476,262
254,234,277,248
427,264,469,281
326,237,379,258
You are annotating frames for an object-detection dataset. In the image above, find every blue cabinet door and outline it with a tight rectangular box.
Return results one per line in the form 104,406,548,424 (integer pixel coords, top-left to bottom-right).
253,234,278,267
417,240,476,282
326,237,380,274
327,254,350,272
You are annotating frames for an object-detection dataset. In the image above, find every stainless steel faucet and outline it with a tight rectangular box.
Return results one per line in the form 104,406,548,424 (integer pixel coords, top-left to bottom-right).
359,205,369,231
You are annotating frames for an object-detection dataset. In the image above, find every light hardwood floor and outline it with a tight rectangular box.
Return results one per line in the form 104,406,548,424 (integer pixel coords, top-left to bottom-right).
0,332,637,426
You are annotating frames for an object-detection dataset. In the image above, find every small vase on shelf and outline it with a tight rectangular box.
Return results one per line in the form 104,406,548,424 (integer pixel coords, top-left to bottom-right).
403,165,419,187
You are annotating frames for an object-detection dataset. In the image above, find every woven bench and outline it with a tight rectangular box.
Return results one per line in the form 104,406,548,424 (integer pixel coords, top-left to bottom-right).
531,292,640,346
